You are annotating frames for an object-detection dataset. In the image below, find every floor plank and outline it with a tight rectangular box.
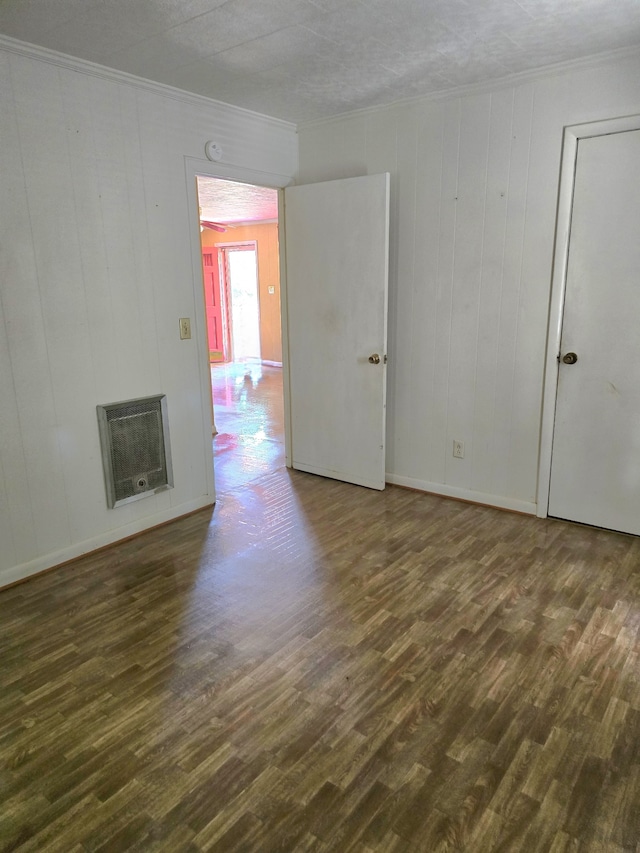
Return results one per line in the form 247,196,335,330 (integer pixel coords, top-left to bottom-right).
2,463,640,850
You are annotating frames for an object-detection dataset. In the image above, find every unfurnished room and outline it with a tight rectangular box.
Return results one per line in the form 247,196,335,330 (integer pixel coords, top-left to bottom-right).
2,1,640,849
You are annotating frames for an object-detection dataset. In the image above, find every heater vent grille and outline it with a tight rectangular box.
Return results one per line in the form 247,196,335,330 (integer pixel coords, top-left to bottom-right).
97,395,173,508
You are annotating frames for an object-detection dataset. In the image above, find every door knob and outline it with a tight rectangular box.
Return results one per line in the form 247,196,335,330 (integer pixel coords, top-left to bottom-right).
562,352,578,364
368,353,380,364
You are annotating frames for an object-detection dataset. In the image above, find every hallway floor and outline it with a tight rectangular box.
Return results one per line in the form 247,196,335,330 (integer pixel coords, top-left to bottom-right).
211,362,285,495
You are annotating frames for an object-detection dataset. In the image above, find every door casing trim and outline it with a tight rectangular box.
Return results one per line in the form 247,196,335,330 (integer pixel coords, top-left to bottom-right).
537,114,640,518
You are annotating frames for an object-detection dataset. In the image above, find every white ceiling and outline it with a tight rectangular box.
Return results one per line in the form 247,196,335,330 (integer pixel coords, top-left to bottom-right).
197,177,279,223
1,0,639,123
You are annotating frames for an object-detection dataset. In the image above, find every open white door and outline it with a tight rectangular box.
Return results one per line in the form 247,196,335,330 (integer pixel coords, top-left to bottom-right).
284,173,390,490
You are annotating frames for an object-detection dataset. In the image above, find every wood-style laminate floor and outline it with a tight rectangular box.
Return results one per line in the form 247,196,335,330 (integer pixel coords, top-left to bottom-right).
210,362,285,494
2,466,640,851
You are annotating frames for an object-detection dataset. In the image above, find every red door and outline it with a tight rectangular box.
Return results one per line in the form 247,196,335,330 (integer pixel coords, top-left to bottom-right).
202,247,226,362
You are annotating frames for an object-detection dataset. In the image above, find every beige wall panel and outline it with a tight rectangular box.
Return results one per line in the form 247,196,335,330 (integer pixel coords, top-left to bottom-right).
0,40,296,586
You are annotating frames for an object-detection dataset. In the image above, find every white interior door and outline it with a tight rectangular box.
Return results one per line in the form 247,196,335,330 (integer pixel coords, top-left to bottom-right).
284,173,390,490
548,128,640,534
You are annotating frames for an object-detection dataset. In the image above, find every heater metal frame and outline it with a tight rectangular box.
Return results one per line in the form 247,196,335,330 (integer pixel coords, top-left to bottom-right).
97,394,174,509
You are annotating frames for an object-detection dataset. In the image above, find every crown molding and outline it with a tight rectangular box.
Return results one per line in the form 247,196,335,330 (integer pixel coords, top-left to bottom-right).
0,34,296,132
298,43,640,130
2,31,637,134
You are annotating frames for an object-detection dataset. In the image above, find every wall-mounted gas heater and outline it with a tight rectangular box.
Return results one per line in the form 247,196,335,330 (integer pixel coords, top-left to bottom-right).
97,394,173,508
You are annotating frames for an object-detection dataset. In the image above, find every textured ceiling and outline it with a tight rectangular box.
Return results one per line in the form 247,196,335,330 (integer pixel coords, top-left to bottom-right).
1,0,639,123
197,177,279,223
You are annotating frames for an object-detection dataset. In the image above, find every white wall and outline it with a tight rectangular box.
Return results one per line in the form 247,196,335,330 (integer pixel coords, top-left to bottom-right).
0,38,297,587
297,51,640,514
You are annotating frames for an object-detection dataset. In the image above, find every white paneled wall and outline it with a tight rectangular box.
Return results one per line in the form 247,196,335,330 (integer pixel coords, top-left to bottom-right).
0,39,297,586
298,53,640,513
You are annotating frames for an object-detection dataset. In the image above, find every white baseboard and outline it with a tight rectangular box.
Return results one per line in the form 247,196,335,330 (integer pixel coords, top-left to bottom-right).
0,495,214,590
385,473,537,515
261,360,282,367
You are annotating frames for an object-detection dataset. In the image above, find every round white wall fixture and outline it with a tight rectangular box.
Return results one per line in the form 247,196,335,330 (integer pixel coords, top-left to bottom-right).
205,141,223,162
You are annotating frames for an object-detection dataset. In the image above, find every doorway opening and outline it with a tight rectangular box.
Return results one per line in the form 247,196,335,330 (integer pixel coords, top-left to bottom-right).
202,242,261,364
222,244,261,362
196,176,285,495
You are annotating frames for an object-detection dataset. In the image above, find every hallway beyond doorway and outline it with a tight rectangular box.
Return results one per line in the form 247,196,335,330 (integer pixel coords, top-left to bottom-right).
211,362,284,494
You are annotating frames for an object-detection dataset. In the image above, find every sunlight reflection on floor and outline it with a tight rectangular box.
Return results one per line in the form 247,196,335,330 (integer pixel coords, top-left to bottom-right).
211,361,285,495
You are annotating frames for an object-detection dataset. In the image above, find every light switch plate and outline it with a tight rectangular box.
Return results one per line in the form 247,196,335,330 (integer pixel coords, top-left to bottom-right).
179,318,191,340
